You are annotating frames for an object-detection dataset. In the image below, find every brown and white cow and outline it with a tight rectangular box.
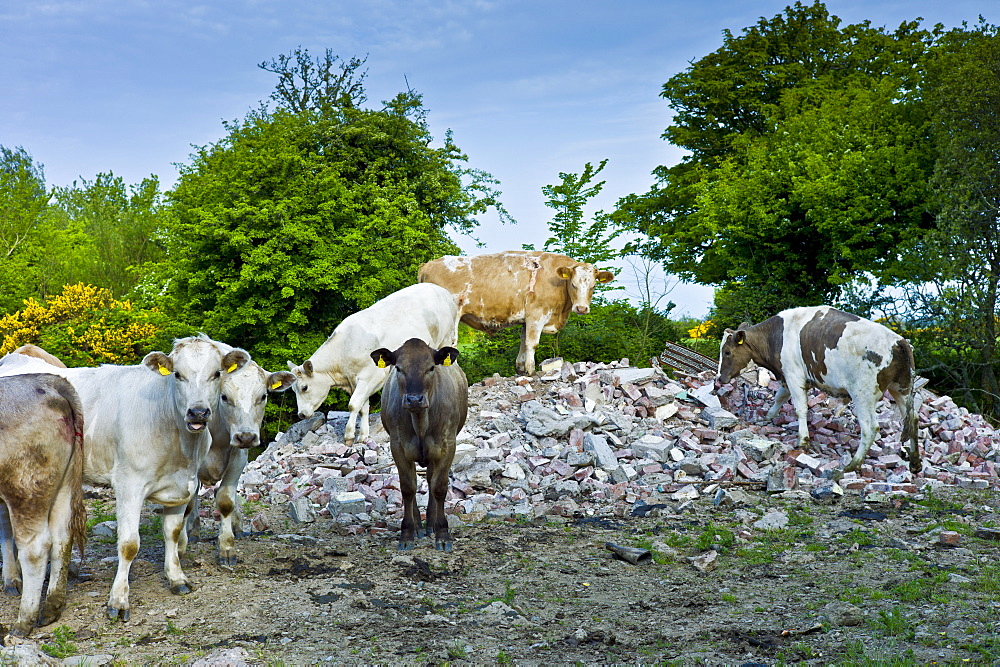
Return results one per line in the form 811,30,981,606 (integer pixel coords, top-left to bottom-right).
0,373,86,638
419,251,614,375
717,306,920,473
371,338,468,552
14,344,67,368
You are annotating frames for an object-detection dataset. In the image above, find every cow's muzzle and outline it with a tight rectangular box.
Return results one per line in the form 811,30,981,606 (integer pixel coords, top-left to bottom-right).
233,431,259,449
574,305,590,315
186,406,211,432
404,394,428,412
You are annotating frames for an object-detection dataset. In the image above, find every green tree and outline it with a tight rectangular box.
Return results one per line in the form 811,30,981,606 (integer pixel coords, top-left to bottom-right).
617,1,936,323
48,173,164,297
0,146,49,311
151,50,508,367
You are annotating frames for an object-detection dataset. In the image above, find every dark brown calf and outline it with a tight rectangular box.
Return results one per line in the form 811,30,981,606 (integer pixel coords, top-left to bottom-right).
0,373,86,637
371,339,467,551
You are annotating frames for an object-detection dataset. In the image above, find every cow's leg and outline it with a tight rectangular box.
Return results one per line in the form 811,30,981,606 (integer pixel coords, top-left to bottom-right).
844,391,880,472
162,503,193,595
216,448,248,567
516,321,543,376
427,449,456,552
394,447,421,550
183,489,201,547
8,513,49,637
108,491,143,621
787,384,812,451
345,372,380,447
39,479,75,627
888,386,922,474
765,385,791,421
0,503,21,596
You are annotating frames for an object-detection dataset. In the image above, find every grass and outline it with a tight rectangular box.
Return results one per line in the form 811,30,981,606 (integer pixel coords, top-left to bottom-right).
871,606,914,638
86,498,116,529
41,625,78,658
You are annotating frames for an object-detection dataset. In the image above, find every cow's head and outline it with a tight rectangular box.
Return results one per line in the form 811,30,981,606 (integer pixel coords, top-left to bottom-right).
556,264,615,315
144,336,250,434
717,323,754,384
218,361,295,448
371,339,459,413
286,359,335,420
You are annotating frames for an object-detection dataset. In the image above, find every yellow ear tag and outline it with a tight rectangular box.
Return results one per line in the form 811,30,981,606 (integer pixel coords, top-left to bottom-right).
158,365,170,376
443,355,452,367
270,381,282,390
737,339,744,345
228,363,238,372
377,357,386,369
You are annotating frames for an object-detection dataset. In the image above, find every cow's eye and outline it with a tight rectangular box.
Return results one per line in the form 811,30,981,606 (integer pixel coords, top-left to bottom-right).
260,394,267,403
221,394,229,403
213,370,221,380
174,371,183,380
300,385,308,393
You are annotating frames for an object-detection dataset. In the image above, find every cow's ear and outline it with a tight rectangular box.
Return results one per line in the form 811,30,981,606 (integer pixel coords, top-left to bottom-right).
286,360,297,373
596,270,615,284
143,351,173,376
222,349,250,374
371,349,396,369
738,321,751,330
734,330,747,345
435,347,460,367
266,371,296,392
556,266,573,280
302,360,314,376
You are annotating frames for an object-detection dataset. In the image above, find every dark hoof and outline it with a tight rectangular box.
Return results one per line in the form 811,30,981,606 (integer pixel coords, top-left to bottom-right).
7,625,30,639
234,531,248,539
107,606,129,622
170,582,193,595
397,541,415,551
435,540,453,552
38,605,63,627
3,585,19,597
218,555,237,567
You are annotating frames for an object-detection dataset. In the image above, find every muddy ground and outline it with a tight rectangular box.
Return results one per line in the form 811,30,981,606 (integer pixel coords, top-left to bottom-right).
3,483,1000,665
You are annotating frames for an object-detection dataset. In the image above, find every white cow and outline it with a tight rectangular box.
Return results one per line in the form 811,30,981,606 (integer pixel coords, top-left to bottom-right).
184,340,294,566
287,283,460,446
0,336,250,621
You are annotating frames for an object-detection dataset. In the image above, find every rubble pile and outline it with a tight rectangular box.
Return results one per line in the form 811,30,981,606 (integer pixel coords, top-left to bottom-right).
237,357,1000,533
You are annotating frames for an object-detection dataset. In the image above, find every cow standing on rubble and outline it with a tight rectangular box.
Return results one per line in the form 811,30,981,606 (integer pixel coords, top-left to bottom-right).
716,306,920,473
419,251,614,376
371,338,467,552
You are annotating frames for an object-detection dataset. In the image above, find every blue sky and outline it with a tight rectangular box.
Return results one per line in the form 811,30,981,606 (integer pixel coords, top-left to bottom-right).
1,1,992,317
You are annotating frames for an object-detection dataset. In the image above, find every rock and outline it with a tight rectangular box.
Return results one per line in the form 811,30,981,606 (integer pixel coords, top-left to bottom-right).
583,434,619,470
974,527,1000,540
671,485,700,502
701,406,739,430
738,438,781,463
820,601,864,627
613,367,661,385
327,491,365,516
283,413,326,444
92,520,117,538
690,384,721,409
0,644,59,665
545,480,581,500
632,436,672,462
753,510,789,530
689,549,718,573
190,648,254,666
287,497,316,523
810,481,844,504
520,400,600,437
939,530,962,546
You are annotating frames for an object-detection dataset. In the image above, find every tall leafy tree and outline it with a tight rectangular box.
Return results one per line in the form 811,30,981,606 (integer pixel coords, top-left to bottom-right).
153,50,508,366
617,1,936,323
0,146,50,311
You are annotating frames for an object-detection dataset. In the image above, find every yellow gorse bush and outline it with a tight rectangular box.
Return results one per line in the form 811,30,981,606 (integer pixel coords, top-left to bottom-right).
688,319,714,340
0,283,165,365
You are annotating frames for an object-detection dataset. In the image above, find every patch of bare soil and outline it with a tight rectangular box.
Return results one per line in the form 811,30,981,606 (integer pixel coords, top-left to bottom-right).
3,484,1000,665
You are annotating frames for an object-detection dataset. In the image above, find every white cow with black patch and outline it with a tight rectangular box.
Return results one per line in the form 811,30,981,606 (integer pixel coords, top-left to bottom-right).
717,305,920,473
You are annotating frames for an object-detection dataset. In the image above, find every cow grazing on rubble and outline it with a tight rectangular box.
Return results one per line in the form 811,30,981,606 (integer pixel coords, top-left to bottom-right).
287,283,460,447
371,338,467,551
185,341,294,566
0,336,250,621
418,250,614,376
0,374,86,638
717,306,920,473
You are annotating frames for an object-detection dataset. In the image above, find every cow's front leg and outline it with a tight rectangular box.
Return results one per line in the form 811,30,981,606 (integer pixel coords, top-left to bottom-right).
183,489,201,548
345,372,379,447
787,385,812,451
765,385,791,421
108,494,143,621
0,503,21,596
394,448,421,550
426,449,455,552
216,449,248,567
516,322,544,376
161,504,193,595
844,391,879,472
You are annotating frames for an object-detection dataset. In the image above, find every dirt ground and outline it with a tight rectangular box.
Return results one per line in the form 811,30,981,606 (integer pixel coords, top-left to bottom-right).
3,483,1000,665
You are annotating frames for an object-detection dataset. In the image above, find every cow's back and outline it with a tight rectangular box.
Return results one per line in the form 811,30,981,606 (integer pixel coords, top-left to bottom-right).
420,251,574,330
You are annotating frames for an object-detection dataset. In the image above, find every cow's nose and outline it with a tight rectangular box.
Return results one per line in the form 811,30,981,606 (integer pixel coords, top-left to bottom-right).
297,411,309,420
234,432,259,448
187,406,211,422
404,394,425,409
574,305,590,314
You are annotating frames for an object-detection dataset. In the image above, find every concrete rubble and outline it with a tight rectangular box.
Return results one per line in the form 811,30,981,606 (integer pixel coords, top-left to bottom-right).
230,357,1000,535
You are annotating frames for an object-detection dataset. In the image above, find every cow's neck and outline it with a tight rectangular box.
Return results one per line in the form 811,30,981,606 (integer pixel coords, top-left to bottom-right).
747,316,785,380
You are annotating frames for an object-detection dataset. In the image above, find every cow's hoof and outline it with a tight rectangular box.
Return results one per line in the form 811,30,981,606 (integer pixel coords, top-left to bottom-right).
435,540,453,552
3,584,20,597
842,461,861,473
397,541,415,551
170,582,193,595
909,462,922,475
107,606,129,622
218,554,237,567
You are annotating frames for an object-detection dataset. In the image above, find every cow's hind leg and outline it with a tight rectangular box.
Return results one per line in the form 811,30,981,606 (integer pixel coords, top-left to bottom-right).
516,322,544,376
426,457,454,552
345,371,380,447
8,514,50,637
843,391,880,472
39,480,75,627
183,489,201,547
888,386,922,474
766,385,791,421
216,448,248,566
162,503,194,595
395,454,421,550
787,385,812,451
0,503,21,596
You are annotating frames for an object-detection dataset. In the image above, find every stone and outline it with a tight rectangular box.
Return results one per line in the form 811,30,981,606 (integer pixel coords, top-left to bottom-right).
583,434,619,471
689,549,718,573
753,510,789,530
939,530,961,546
819,601,864,627
974,527,1000,540
690,384,721,409
631,436,672,463
701,406,739,430
545,479,581,500
810,481,844,505
92,520,117,538
654,403,679,421
327,491,366,516
739,438,780,463
283,413,326,444
287,497,316,523
613,367,661,385
671,485,700,502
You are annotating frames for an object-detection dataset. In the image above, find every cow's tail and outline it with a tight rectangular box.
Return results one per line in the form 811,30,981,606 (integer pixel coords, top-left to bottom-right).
55,379,87,561
899,340,920,456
